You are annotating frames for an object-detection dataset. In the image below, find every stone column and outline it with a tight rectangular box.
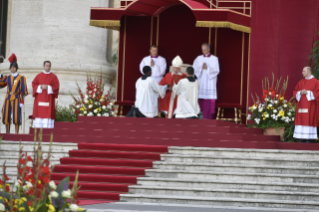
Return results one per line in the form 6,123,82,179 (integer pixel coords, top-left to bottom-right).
0,0,116,134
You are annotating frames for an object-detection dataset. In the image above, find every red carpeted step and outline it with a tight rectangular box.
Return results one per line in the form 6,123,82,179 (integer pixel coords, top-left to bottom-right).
77,191,121,200
68,150,161,160
55,181,130,192
78,143,168,152
78,200,115,206
60,157,154,168
51,173,138,184
53,165,146,175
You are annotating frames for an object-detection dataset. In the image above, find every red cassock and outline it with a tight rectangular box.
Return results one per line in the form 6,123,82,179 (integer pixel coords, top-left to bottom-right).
158,72,186,118
32,72,60,120
293,77,319,127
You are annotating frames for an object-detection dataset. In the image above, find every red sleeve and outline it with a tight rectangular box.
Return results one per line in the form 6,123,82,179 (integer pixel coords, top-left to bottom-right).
313,80,319,100
293,80,302,99
159,74,168,86
32,74,40,97
51,75,60,98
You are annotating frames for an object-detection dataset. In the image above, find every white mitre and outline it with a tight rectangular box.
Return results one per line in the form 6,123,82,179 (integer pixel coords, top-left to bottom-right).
172,55,183,68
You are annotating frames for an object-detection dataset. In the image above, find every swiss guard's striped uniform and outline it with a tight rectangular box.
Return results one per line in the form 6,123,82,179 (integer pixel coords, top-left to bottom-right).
0,73,28,133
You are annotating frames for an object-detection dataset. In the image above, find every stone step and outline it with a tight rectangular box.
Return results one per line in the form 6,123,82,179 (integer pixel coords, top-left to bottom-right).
137,177,319,193
0,151,70,158
1,140,77,148
120,194,319,209
153,161,319,175
145,169,319,184
128,185,319,201
161,154,319,167
0,156,61,165
168,147,319,160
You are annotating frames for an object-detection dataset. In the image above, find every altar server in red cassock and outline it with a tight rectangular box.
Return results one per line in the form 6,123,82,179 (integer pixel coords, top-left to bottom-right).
293,67,319,142
0,54,28,134
159,56,186,119
193,43,220,119
139,45,167,84
32,61,60,128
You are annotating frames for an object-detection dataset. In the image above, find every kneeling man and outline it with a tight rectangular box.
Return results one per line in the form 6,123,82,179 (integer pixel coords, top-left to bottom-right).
132,66,168,118
173,67,201,119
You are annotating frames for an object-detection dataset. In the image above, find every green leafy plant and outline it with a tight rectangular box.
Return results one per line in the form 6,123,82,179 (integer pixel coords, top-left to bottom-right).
309,31,319,79
55,103,77,122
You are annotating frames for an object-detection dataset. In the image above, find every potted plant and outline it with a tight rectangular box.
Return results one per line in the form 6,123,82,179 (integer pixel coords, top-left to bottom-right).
247,74,296,140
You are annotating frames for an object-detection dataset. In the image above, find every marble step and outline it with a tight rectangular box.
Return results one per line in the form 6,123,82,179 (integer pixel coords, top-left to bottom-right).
120,194,319,209
145,169,319,184
153,161,319,175
161,154,319,167
168,147,319,160
0,140,77,151
128,185,319,201
137,177,319,193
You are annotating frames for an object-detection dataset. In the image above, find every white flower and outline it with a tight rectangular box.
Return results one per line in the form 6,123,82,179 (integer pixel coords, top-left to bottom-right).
273,109,277,113
258,108,263,113
111,112,115,116
283,104,287,108
50,191,59,198
274,100,278,104
265,98,269,102
79,114,83,116
107,105,112,109
102,106,106,110
247,114,251,120
84,99,88,104
62,189,72,199
97,113,101,117
268,104,273,108
292,117,295,121
100,99,104,102
0,203,5,211
25,181,33,188
287,112,292,116
110,102,114,106
103,113,109,117
84,111,87,115
49,181,57,190
14,180,22,188
69,204,79,211
276,94,279,97
84,94,88,99
281,117,286,121
254,118,260,125
88,105,93,109
76,105,80,109
264,114,269,118
269,92,272,95
87,112,93,117
95,102,99,106
93,109,98,113
93,94,96,98
94,88,97,92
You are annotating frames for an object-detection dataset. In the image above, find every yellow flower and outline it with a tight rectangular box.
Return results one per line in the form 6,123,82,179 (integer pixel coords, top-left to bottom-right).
280,97,284,101
47,204,56,212
19,207,25,211
29,207,34,212
279,110,285,117
21,197,27,202
78,207,85,211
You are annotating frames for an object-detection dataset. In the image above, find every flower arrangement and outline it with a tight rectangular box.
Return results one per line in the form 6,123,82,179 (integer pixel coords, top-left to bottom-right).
0,131,85,212
71,73,116,117
248,74,296,130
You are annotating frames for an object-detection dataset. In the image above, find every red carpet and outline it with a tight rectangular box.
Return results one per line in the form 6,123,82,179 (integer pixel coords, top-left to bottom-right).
3,117,319,203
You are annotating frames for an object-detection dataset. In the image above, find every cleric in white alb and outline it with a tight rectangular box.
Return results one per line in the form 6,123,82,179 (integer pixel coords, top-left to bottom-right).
32,61,60,128
134,66,168,118
193,43,220,119
139,45,167,83
173,66,201,119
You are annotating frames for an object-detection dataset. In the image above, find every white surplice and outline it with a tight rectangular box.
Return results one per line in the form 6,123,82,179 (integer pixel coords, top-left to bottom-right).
135,76,167,118
173,77,201,118
139,56,167,83
193,55,220,99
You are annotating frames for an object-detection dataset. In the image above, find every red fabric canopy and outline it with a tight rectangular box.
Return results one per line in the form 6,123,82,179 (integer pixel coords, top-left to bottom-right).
90,0,251,33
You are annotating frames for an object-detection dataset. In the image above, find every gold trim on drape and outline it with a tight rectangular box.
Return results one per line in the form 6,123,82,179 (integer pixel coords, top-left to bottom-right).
90,20,121,30
196,21,251,34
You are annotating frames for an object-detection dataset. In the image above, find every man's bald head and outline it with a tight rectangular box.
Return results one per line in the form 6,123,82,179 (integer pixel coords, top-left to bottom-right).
302,66,312,78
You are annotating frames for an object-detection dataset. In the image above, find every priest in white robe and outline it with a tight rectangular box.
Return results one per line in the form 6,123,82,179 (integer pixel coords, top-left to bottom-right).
193,43,220,119
139,45,167,83
173,67,201,119
132,66,168,118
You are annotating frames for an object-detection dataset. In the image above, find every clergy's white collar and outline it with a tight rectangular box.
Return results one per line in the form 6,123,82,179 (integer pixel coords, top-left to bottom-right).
11,72,18,77
305,75,314,80
43,70,52,74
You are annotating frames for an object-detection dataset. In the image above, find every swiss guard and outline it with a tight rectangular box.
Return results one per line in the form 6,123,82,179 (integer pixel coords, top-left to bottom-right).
0,54,28,134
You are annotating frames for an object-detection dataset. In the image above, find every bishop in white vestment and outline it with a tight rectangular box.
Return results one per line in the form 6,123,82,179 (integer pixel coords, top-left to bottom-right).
139,45,167,83
173,67,201,119
134,66,168,118
193,43,220,119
